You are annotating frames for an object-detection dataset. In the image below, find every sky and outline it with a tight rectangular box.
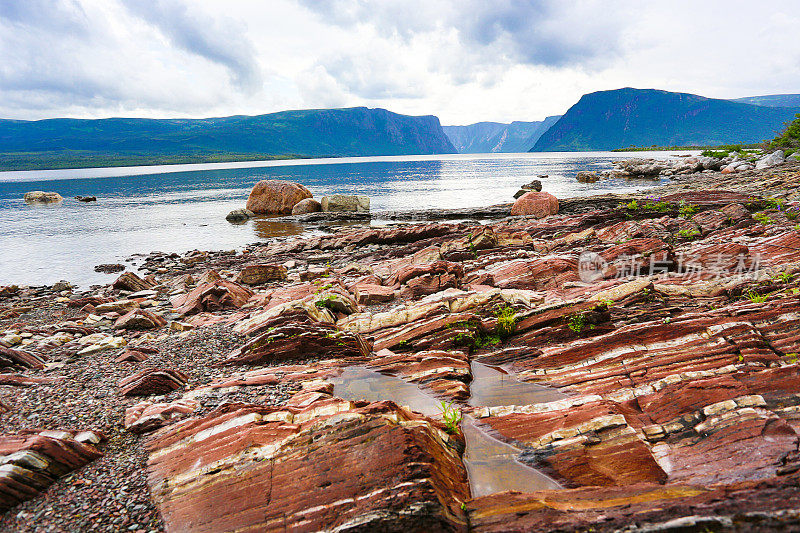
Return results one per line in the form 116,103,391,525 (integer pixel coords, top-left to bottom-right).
1,0,798,125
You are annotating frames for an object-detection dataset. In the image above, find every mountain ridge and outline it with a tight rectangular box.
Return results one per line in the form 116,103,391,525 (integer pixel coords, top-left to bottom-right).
531,88,800,151
443,116,561,153
0,107,457,170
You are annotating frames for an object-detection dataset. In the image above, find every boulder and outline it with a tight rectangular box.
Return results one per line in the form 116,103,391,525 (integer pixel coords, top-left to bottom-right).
225,208,255,222
510,191,559,218
234,264,288,285
245,180,312,214
756,150,785,170
291,198,322,214
113,309,167,330
23,191,63,204
513,179,543,198
112,272,155,292
75,196,97,202
171,279,254,316
321,194,370,213
576,171,600,183
118,368,188,396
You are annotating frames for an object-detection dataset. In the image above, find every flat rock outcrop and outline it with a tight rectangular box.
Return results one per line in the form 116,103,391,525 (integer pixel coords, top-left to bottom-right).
146,400,470,532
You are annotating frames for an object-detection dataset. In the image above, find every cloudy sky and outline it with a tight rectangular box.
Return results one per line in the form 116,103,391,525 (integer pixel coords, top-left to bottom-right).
1,0,798,124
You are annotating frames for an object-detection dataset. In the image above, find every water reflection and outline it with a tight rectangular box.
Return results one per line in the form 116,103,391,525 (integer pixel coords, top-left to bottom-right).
250,217,306,238
462,416,561,496
469,362,567,407
329,365,562,497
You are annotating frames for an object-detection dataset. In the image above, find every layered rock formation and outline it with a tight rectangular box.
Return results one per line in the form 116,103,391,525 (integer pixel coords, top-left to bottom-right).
2,161,800,531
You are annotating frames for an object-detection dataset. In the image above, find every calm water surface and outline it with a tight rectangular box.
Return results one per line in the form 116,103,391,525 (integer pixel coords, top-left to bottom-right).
0,152,686,286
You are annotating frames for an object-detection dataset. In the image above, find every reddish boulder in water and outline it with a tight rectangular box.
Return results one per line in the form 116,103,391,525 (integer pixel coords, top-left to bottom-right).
245,180,312,214
510,191,559,218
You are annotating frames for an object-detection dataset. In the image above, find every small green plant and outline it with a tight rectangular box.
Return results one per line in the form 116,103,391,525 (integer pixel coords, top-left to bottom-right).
395,339,413,350
567,312,594,333
494,305,518,339
785,206,800,221
678,200,699,219
642,200,673,212
745,290,768,303
773,272,795,284
678,228,701,240
438,400,462,434
753,212,773,225
314,295,337,309
624,199,639,210
784,353,799,364
763,198,785,210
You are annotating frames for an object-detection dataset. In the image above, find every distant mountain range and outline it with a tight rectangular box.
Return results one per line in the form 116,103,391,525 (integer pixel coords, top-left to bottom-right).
0,107,456,170
531,88,800,152
731,94,800,108
442,116,560,153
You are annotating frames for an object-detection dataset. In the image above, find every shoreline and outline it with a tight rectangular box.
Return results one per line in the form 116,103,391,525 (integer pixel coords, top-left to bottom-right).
2,161,800,531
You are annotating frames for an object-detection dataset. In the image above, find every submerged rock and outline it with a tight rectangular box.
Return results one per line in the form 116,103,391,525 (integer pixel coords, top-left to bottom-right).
245,180,312,214
225,208,255,222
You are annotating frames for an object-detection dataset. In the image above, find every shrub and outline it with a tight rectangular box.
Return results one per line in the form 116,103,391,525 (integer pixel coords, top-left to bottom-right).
771,113,800,148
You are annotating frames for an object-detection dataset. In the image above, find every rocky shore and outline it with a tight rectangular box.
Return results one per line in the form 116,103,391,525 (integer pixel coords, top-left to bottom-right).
2,161,800,532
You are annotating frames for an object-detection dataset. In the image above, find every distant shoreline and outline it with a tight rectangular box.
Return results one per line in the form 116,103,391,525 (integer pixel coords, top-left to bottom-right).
0,151,307,172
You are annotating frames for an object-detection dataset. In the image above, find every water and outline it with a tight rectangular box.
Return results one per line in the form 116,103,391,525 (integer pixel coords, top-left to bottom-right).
330,363,564,497
0,151,684,287
468,361,566,407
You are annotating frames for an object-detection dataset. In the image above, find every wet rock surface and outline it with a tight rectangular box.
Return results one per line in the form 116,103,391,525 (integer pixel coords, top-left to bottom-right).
2,161,800,531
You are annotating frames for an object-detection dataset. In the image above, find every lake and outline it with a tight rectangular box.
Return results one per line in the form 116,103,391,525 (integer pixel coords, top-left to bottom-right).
0,151,685,287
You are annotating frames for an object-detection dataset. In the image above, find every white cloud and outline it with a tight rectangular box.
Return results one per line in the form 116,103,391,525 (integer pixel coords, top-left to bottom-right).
0,0,798,123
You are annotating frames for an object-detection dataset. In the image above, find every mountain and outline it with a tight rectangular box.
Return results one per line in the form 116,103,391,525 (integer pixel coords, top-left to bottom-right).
443,116,560,153
531,88,800,152
731,94,800,107
0,107,456,170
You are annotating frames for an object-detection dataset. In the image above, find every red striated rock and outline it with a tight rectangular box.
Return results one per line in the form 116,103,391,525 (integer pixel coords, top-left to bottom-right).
0,345,45,371
440,228,498,261
124,398,199,434
661,190,755,206
118,368,188,396
171,278,254,316
477,256,579,291
466,476,800,532
290,197,321,214
721,203,751,222
599,237,673,278
511,191,559,218
392,260,465,298
113,309,167,330
0,431,103,512
111,271,155,292
146,401,469,532
595,219,670,243
221,311,371,366
476,399,667,488
691,209,730,234
353,283,396,304
245,180,312,214
234,263,287,285
66,296,113,308
368,348,471,401
115,349,150,363
0,374,61,387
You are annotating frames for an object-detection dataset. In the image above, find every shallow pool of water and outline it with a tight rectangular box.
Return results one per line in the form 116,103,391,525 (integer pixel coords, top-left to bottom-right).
329,364,563,497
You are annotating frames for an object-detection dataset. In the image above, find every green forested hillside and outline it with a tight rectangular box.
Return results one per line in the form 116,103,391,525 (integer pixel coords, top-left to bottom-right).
531,88,800,152
0,107,456,170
